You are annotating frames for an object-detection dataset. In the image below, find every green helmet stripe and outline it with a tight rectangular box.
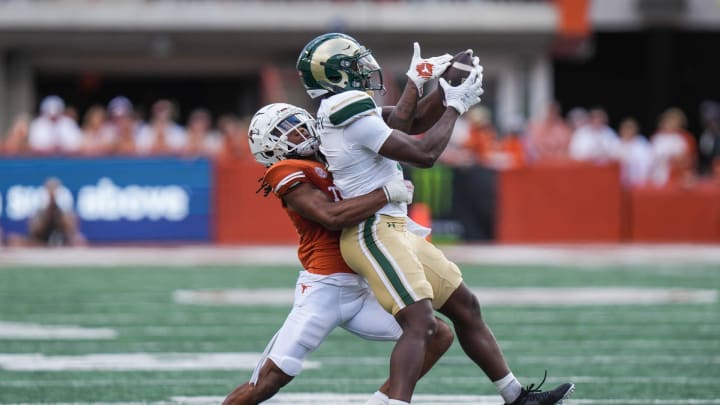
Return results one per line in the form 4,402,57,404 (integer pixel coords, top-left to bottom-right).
297,32,381,98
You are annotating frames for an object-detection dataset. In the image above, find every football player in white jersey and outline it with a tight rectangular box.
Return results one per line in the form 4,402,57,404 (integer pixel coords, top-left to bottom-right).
297,33,574,405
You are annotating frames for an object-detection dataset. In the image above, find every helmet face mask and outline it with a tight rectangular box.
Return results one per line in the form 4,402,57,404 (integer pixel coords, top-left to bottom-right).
297,33,384,98
248,103,319,167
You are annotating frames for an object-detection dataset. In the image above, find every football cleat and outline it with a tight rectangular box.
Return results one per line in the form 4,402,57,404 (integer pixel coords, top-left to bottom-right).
505,372,575,405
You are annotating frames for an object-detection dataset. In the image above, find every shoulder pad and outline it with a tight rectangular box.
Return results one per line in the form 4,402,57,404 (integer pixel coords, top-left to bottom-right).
321,91,377,127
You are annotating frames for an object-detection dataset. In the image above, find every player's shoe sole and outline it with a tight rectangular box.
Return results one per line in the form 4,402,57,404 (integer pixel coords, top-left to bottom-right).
555,383,575,404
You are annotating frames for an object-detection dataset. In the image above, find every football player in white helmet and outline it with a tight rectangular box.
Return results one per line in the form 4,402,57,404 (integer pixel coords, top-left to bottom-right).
222,102,454,405
297,33,574,405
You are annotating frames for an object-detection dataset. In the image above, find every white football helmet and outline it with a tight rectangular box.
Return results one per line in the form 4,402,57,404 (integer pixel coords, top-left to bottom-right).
248,103,319,167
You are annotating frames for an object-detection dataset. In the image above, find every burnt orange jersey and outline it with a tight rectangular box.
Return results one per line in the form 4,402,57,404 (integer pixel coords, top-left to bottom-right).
263,159,355,275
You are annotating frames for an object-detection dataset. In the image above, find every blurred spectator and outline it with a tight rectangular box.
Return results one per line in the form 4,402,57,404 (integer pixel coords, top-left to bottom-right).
64,105,79,123
698,100,720,177
80,105,115,156
438,106,497,241
2,114,31,155
568,107,620,163
617,117,652,187
136,99,186,155
28,95,83,154
438,114,475,167
7,177,85,247
649,107,696,186
106,96,138,155
183,108,220,158
216,114,252,161
439,106,497,168
526,101,572,162
566,106,589,133
492,115,526,169
462,106,498,166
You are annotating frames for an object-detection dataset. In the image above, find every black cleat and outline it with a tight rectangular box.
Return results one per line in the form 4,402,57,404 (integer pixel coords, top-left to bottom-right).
504,372,575,405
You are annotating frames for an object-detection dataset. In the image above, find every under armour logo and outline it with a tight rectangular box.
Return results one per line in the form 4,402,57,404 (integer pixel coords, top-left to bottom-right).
300,283,311,294
416,62,433,78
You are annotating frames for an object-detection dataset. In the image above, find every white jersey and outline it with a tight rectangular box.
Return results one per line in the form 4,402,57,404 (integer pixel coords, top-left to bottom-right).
317,90,406,217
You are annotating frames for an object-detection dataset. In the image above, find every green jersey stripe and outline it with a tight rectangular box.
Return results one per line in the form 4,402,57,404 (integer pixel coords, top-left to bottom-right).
329,97,376,126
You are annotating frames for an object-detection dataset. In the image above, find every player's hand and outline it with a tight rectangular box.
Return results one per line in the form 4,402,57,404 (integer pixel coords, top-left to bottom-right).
440,59,484,115
382,179,414,204
406,42,452,96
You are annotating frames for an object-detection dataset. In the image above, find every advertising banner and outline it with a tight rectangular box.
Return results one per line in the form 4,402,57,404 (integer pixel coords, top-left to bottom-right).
0,157,212,242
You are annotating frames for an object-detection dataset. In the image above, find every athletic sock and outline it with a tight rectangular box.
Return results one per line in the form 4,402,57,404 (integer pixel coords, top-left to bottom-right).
363,391,389,405
494,372,523,403
387,400,410,405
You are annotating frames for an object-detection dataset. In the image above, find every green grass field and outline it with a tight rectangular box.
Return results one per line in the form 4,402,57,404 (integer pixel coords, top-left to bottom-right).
1,260,718,404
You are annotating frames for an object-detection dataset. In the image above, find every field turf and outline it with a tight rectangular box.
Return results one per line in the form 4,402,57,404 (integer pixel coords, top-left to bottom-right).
0,261,718,404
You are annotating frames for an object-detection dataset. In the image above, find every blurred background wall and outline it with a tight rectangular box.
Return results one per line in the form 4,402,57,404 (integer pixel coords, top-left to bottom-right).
1,0,720,245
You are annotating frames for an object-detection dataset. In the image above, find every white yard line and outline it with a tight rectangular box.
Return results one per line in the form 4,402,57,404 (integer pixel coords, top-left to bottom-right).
0,352,319,372
173,287,718,306
317,354,720,366
172,394,504,404
2,244,720,267
1,375,717,388
563,398,720,405
0,322,117,340
0,351,716,371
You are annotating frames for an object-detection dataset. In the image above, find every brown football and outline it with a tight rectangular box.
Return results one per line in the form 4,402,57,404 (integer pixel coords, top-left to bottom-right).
441,49,474,86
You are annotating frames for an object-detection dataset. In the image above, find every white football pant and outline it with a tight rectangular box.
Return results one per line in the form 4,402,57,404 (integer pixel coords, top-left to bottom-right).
250,271,402,382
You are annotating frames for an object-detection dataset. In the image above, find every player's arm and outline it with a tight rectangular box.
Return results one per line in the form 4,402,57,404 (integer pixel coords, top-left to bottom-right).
410,87,446,134
378,67,485,168
282,181,412,231
383,43,451,134
383,80,420,133
382,87,445,135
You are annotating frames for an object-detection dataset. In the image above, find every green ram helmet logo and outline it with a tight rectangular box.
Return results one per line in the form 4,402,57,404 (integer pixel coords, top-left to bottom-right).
297,33,384,99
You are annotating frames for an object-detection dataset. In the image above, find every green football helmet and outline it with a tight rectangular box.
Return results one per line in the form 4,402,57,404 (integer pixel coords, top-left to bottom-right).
297,33,384,99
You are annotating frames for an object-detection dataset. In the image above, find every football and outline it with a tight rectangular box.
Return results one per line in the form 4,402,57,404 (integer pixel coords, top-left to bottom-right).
441,49,475,86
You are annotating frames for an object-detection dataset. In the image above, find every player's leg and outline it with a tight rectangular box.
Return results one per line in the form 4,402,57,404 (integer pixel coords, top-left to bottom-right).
408,231,509,378
412,233,574,404
441,286,574,404
439,283,510,379
388,299,436,402
340,282,454,401
222,272,343,405
341,214,436,403
372,317,453,402
222,359,293,405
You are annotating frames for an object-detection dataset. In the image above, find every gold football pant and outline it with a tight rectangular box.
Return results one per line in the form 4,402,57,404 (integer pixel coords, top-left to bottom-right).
340,214,463,315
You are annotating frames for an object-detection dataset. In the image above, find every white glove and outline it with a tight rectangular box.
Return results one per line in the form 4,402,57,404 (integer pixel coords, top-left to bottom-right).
405,42,452,96
439,60,484,115
382,179,414,204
